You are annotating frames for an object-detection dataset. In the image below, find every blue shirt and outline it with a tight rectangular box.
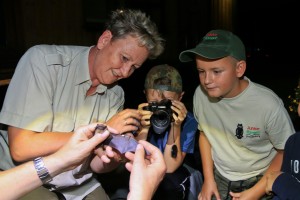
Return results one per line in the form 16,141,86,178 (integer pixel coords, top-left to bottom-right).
148,111,197,153
272,132,300,199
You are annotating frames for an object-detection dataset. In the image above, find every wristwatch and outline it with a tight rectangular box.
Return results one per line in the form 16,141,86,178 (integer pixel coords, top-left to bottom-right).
33,157,53,184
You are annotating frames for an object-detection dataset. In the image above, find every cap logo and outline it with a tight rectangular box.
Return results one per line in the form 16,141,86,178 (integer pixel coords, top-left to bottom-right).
203,33,218,40
179,29,246,62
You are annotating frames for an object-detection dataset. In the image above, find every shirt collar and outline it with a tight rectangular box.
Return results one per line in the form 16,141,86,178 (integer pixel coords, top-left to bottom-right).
76,46,109,94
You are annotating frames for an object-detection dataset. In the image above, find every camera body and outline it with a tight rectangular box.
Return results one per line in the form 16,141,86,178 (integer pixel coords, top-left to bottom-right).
143,99,173,134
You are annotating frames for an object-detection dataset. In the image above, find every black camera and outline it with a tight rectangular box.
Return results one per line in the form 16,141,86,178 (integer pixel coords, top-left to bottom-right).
143,99,173,134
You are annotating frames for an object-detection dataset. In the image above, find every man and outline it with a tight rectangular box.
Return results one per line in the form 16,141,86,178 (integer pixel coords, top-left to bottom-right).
0,9,164,200
179,29,295,199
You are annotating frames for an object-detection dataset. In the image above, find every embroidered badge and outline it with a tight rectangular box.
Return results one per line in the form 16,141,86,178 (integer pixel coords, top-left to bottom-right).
235,123,244,139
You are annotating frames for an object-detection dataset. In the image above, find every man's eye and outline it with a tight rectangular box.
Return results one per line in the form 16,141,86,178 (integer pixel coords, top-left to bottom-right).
131,65,138,70
122,56,129,62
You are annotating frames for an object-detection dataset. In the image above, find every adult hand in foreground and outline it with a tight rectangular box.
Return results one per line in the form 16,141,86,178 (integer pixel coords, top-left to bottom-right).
125,140,167,200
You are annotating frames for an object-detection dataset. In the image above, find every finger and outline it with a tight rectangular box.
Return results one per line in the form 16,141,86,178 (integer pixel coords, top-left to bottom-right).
125,151,135,161
88,128,110,146
125,162,133,172
125,117,141,127
141,119,150,127
139,140,163,163
101,155,111,163
104,146,115,157
94,146,106,157
106,125,119,134
215,191,222,200
123,109,142,120
138,103,149,110
133,143,146,164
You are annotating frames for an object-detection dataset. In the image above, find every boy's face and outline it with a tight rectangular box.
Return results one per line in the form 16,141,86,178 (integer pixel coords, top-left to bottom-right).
195,55,246,98
145,89,183,103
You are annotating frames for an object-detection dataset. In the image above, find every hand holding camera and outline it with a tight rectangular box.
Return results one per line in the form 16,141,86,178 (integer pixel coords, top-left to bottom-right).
169,100,187,126
142,99,173,134
139,99,187,135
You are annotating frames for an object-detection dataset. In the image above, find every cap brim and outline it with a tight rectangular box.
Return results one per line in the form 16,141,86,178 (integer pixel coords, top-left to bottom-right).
179,46,230,62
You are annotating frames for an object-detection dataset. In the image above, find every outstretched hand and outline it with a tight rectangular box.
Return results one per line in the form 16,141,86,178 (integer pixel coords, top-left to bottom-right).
53,123,110,172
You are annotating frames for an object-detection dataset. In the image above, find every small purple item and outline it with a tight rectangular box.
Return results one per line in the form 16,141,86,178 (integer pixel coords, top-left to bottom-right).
95,124,149,155
103,134,139,154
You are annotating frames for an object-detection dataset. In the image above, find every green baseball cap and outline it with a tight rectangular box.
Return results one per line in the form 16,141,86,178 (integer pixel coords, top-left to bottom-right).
179,29,246,62
144,64,182,93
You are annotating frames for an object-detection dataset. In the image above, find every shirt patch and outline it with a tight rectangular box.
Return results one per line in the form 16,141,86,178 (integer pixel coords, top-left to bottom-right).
246,126,261,138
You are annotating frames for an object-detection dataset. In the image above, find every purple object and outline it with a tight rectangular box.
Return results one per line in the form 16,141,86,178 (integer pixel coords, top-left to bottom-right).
95,124,149,155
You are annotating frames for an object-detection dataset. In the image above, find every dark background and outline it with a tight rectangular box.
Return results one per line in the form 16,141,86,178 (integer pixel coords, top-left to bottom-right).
0,0,299,128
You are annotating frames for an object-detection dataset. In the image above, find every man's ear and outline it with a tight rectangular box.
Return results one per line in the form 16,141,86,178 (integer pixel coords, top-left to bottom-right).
236,60,246,78
96,30,113,49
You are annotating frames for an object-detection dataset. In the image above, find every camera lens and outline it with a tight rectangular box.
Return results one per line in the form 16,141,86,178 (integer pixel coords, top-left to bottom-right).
151,110,171,134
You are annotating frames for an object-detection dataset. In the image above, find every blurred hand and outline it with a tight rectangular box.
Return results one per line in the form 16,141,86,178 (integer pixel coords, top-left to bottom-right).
125,140,167,199
53,123,110,172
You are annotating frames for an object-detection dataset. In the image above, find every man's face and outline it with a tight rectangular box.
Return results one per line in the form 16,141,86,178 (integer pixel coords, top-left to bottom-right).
195,55,244,98
92,33,149,85
145,89,182,103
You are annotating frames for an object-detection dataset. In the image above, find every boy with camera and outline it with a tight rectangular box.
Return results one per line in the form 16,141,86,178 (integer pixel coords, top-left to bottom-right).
136,64,201,200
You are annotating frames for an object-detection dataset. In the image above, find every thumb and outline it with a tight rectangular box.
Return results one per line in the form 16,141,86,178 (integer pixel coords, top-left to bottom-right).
87,130,110,148
134,144,145,163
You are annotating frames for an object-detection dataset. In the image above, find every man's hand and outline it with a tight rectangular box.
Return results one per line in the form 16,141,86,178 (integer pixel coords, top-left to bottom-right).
106,109,142,134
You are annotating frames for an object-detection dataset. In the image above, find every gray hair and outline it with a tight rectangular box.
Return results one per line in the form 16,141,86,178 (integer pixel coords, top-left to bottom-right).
105,9,165,59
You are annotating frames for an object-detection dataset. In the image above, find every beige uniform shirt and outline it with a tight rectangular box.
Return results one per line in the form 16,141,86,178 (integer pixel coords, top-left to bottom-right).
193,77,295,181
0,45,124,199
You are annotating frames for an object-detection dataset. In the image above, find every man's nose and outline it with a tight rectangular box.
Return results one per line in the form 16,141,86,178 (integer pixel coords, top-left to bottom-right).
120,64,132,78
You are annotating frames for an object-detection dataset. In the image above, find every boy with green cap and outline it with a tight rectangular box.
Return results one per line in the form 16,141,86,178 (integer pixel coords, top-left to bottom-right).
179,29,295,199
136,64,202,200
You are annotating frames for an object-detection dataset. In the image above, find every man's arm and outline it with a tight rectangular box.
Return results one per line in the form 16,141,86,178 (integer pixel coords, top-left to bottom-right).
8,126,72,162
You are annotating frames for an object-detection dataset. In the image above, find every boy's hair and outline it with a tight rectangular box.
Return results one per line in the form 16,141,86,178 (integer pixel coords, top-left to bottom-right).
144,64,182,93
106,9,165,59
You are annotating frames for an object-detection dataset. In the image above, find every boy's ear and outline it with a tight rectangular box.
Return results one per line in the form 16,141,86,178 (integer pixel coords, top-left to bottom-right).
236,60,246,78
178,91,185,101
